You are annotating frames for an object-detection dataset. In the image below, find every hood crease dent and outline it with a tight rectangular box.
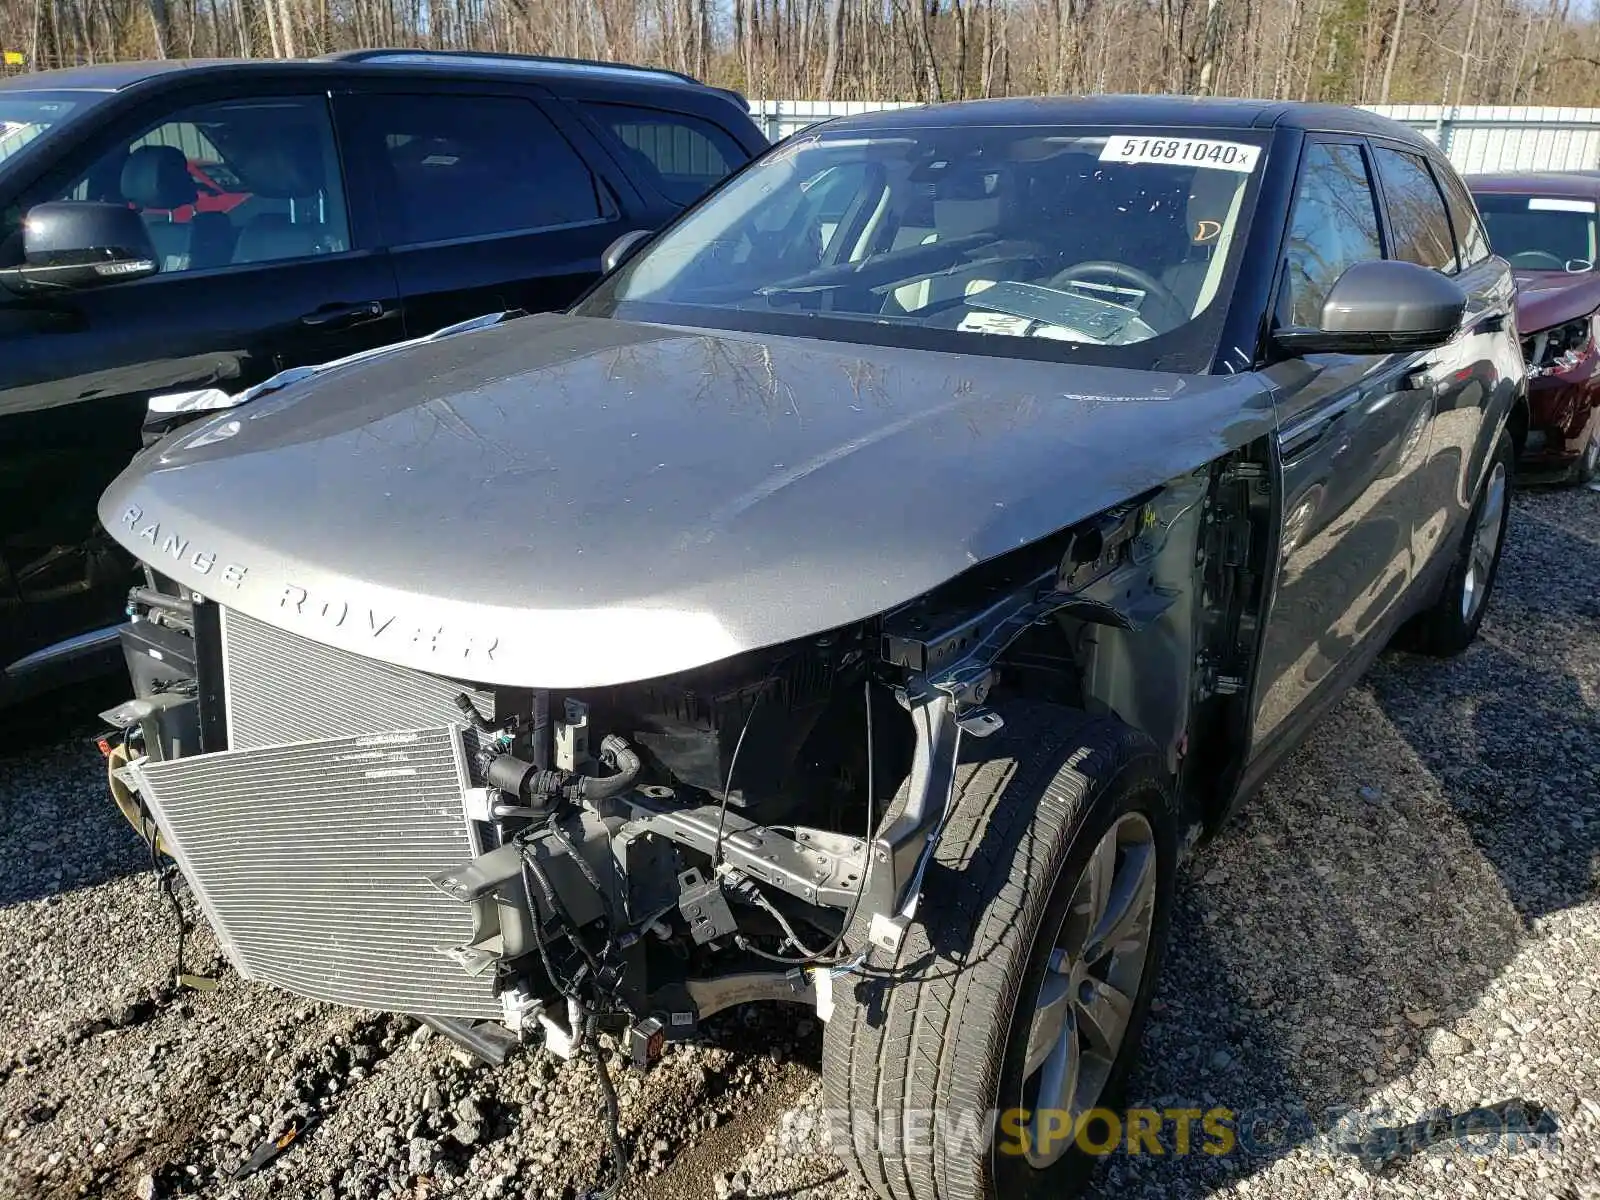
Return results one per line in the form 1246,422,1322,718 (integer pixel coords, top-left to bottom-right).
99,313,1274,688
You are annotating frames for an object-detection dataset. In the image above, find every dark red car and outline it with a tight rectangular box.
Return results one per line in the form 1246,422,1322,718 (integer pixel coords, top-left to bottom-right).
1469,171,1600,484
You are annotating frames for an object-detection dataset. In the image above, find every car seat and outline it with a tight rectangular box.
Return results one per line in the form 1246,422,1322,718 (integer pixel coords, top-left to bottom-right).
1104,173,1193,286
1017,154,1122,273
232,135,333,264
119,145,235,272
1161,168,1245,317
891,185,1008,312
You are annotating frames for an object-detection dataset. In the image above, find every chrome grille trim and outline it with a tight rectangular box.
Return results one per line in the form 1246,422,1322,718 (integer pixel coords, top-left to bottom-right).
132,726,498,1019
219,608,493,751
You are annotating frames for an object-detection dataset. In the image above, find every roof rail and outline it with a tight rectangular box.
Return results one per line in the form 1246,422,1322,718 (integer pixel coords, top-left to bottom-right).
320,48,702,87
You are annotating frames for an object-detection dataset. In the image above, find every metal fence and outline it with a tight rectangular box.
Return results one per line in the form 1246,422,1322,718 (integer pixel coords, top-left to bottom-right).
1364,106,1600,174
748,99,923,143
749,100,1600,174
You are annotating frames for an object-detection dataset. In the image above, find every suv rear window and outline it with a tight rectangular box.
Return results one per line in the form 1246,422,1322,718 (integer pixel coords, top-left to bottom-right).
580,102,744,205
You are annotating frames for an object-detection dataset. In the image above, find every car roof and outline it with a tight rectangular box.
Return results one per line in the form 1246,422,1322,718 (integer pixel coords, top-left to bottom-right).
0,51,744,106
813,94,1440,147
0,58,231,94
1466,170,1600,197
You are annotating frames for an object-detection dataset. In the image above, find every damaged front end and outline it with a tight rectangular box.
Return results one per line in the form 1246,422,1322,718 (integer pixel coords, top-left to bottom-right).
104,592,860,1065
100,447,1257,1076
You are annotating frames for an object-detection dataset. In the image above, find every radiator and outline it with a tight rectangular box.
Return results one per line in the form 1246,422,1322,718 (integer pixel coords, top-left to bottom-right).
218,607,494,751
132,726,499,1019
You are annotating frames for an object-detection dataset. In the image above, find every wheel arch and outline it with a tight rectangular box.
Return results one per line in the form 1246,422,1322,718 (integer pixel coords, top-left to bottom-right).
1507,389,1530,464
874,433,1278,843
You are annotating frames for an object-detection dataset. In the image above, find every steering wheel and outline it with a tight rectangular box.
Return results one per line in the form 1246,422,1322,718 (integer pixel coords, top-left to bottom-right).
1507,250,1567,270
1047,259,1188,329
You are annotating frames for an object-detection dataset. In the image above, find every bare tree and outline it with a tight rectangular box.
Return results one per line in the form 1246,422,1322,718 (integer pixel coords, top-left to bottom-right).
1196,0,1224,94
820,0,844,97
1379,0,1407,101
1445,0,1484,105
5,0,1600,108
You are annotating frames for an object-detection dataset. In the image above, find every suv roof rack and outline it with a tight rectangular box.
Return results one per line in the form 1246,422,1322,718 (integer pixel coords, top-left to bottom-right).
322,48,702,87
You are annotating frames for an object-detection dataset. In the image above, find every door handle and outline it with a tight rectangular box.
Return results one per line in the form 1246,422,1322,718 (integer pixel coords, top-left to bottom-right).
300,300,387,329
1401,361,1438,392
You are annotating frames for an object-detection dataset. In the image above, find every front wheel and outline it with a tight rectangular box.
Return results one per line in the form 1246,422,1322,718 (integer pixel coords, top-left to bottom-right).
1402,427,1514,658
821,704,1178,1200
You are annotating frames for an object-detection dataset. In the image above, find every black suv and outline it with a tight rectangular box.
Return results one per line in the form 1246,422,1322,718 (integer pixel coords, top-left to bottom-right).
0,50,766,702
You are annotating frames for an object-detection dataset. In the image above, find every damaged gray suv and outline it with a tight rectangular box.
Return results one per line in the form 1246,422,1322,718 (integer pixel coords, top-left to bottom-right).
99,96,1524,1199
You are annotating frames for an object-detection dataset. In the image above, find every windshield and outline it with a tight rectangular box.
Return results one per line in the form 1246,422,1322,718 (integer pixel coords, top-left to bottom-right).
1474,191,1598,271
579,125,1267,371
0,92,94,168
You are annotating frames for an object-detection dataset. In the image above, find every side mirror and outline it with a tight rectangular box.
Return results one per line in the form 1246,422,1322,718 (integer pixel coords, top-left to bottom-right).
601,229,651,274
1272,259,1468,357
0,201,158,295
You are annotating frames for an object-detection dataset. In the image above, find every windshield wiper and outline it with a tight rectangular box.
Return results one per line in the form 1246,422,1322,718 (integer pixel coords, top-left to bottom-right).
757,280,851,299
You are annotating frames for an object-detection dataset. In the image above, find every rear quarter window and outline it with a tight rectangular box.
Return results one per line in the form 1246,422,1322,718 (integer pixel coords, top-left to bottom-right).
580,101,745,206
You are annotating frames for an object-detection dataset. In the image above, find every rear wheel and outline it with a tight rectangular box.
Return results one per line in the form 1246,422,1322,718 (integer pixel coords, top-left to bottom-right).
1577,419,1600,487
1403,427,1514,658
821,704,1177,1200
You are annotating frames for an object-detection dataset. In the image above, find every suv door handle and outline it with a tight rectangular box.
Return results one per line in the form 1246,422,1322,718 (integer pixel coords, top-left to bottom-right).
1401,361,1438,391
300,300,386,329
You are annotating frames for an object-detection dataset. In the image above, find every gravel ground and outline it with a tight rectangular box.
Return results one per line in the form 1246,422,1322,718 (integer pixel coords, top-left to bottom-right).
1,485,1596,1200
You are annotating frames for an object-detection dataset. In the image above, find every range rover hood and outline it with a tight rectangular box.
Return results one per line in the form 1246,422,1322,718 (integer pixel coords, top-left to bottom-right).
99,313,1270,688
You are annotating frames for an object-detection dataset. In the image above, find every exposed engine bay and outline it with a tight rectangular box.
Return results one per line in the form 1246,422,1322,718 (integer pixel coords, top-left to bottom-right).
100,452,1266,1082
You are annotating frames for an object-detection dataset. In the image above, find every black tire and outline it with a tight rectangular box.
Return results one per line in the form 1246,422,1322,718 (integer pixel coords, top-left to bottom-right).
1576,418,1600,488
1402,427,1515,657
821,704,1178,1200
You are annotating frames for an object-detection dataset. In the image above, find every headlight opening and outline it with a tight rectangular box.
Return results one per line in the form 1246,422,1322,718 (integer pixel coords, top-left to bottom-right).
1523,313,1597,377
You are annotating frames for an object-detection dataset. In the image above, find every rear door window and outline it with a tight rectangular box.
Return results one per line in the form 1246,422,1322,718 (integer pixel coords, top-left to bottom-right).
579,102,744,205
1374,147,1458,272
354,94,608,246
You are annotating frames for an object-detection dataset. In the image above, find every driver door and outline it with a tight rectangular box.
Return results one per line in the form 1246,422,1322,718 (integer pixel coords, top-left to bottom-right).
0,88,399,689
1251,137,1437,753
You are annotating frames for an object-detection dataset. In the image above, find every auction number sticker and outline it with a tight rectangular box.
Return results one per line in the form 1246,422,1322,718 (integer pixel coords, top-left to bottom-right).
1100,136,1261,173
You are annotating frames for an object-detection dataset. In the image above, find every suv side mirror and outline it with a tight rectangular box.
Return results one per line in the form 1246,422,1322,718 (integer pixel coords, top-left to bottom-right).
1272,259,1468,357
0,201,158,295
601,229,651,274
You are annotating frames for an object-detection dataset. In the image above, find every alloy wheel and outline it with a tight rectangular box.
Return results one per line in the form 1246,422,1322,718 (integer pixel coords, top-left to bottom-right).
1019,812,1157,1168
1461,460,1508,623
